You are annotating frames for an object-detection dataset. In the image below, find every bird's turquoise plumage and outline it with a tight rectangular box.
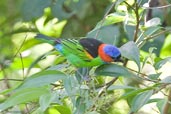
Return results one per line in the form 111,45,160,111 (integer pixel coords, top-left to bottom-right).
35,34,122,67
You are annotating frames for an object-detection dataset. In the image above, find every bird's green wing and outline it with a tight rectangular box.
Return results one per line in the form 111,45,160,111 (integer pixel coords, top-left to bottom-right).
61,39,94,62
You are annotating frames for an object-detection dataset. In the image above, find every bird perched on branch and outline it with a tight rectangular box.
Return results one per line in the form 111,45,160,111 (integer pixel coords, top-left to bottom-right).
35,34,122,67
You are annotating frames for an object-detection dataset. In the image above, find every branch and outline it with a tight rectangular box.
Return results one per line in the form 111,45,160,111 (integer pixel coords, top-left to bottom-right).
133,2,140,42
95,2,115,39
0,78,23,82
163,89,171,114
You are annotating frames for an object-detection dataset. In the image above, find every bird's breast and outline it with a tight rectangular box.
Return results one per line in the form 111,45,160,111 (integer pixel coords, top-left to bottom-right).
98,44,113,62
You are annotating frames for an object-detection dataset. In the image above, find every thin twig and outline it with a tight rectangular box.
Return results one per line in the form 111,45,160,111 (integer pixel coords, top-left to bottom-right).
95,2,115,39
144,30,170,41
97,77,118,97
0,78,23,81
19,53,25,79
133,2,140,42
13,34,28,58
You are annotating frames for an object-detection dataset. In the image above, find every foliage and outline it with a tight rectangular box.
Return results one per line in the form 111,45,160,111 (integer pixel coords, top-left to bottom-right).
1,0,171,114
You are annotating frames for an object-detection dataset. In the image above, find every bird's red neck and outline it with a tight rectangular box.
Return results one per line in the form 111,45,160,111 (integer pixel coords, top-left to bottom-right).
98,44,113,62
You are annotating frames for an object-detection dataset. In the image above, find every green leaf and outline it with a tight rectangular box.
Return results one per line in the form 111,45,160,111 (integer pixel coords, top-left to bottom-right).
121,86,154,99
16,70,67,90
108,85,137,91
95,64,133,77
39,92,52,111
154,57,171,70
120,41,140,71
161,34,171,57
115,0,125,9
0,87,49,111
51,0,73,21
156,99,167,114
130,90,153,113
95,12,125,28
148,73,161,80
87,25,120,45
63,76,79,95
45,104,71,114
21,0,51,21
75,96,86,114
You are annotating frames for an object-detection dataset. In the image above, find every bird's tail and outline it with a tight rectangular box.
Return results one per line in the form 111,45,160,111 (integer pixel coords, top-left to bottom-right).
35,34,60,45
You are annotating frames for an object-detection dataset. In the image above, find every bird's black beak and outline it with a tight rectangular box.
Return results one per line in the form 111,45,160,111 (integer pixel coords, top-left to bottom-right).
115,58,124,63
112,55,124,63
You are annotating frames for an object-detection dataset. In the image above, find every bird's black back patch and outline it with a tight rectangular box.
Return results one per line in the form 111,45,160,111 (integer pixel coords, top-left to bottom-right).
79,38,103,58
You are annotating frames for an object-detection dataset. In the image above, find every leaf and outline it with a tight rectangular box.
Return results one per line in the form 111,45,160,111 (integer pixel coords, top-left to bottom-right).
130,90,153,113
148,73,161,80
145,17,161,28
156,99,167,114
75,67,91,82
45,104,71,114
154,57,171,70
115,0,125,9
39,92,52,111
75,96,86,114
0,87,49,111
95,12,125,28
120,41,140,71
51,0,73,21
121,86,154,99
20,0,51,21
63,76,79,95
161,76,171,84
16,70,67,90
95,64,133,77
108,85,137,91
87,25,120,45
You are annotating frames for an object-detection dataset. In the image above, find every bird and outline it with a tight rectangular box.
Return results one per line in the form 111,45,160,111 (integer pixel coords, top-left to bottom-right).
35,34,122,67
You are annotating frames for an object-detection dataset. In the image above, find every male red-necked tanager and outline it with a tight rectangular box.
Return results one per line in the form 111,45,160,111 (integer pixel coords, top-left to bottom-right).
35,34,122,67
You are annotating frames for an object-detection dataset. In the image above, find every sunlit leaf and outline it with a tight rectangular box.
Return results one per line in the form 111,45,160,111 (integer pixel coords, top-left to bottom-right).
161,34,171,57
120,41,140,70
145,17,161,27
45,104,71,114
115,0,125,9
95,64,133,77
130,90,153,113
0,87,49,111
95,12,125,28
